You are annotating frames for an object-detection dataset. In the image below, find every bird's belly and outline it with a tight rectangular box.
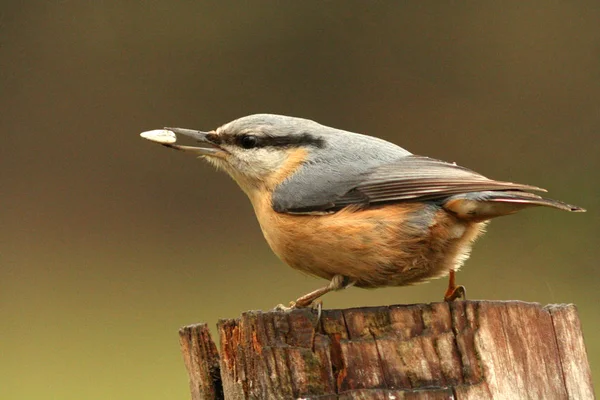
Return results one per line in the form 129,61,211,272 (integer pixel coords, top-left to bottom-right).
254,199,486,288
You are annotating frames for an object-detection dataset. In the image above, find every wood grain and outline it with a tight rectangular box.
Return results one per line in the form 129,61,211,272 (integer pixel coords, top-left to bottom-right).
180,301,594,399
179,323,223,400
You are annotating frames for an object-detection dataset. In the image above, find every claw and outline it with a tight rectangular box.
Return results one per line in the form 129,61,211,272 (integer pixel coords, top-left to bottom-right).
444,270,467,302
272,303,295,312
444,284,466,301
312,300,323,331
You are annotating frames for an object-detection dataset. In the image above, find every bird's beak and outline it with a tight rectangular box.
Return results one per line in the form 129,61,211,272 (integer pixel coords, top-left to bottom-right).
162,127,221,156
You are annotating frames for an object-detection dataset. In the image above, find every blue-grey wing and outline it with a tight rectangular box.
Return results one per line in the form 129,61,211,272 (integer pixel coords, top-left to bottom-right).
272,155,545,214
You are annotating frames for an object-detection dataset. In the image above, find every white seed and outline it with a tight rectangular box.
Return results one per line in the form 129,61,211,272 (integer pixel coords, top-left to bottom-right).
140,129,177,144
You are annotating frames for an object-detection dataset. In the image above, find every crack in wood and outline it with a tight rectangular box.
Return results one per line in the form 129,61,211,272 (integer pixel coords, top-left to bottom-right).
547,305,571,397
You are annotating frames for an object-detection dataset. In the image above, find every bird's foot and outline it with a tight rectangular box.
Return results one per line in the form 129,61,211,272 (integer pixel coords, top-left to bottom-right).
444,284,466,301
272,298,323,311
271,302,296,312
444,269,466,301
272,300,323,335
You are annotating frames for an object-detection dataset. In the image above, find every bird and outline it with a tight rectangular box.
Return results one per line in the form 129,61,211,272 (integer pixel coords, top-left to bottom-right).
140,114,585,308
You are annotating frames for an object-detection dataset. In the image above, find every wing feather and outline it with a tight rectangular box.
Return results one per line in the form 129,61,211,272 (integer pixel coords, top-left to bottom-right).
279,155,546,213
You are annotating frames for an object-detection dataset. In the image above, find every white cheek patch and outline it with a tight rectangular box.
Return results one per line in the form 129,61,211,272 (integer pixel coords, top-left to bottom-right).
140,129,177,144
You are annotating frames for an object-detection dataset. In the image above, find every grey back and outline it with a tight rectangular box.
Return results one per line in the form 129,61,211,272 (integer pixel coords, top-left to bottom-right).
262,115,411,212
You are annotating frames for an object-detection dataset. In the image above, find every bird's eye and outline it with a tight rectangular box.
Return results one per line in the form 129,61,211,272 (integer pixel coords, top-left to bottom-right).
240,135,259,149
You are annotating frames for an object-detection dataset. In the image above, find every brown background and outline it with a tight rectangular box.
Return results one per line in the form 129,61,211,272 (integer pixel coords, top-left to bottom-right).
2,2,598,399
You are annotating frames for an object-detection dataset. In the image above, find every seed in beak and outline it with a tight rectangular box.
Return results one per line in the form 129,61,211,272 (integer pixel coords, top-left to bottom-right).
140,129,177,144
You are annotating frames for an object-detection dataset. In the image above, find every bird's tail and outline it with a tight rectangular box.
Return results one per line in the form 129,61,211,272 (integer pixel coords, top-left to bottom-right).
443,190,585,221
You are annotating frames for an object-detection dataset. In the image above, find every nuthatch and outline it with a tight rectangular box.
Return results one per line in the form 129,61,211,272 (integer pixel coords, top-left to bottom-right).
141,114,585,307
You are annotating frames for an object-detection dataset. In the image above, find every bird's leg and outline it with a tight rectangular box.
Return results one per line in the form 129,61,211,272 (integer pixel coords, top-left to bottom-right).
444,270,466,301
292,275,352,308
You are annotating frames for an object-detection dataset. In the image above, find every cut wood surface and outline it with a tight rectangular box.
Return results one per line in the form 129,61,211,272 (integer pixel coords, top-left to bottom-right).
178,301,594,400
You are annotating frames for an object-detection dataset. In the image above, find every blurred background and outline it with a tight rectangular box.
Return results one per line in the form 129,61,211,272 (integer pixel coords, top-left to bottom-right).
1,2,598,399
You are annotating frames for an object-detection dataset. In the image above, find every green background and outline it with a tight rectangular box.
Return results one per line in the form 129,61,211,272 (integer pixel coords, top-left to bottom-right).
2,2,598,399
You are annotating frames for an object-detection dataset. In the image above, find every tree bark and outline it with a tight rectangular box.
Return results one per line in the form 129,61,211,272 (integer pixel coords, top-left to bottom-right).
179,323,223,399
179,301,594,400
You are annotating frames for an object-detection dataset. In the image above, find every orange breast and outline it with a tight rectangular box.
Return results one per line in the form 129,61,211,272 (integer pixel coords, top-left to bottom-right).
249,191,486,288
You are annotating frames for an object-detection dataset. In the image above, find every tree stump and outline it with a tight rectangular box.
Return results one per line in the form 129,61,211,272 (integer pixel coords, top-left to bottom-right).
178,301,594,399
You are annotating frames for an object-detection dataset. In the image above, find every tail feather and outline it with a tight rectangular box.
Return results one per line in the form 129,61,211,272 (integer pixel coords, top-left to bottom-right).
443,190,585,221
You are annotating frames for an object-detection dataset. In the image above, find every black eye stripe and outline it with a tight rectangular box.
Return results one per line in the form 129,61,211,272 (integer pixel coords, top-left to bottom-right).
207,132,325,149
253,133,325,148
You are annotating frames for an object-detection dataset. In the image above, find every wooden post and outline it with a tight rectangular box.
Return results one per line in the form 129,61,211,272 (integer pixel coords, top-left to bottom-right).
179,323,223,399
178,301,594,399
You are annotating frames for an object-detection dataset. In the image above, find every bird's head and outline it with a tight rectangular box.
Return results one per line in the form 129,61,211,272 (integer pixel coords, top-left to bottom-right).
143,114,409,204
163,114,327,196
